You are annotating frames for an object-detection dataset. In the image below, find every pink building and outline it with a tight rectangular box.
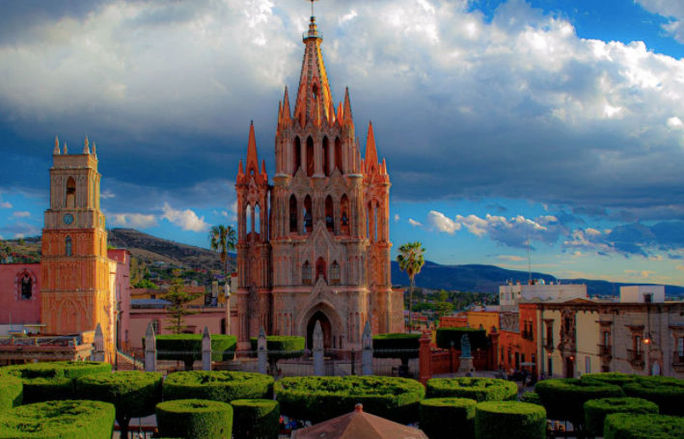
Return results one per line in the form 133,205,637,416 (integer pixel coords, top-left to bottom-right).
0,264,42,334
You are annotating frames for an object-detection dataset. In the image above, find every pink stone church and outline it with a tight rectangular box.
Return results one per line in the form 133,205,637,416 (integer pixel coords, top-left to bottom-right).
234,15,404,351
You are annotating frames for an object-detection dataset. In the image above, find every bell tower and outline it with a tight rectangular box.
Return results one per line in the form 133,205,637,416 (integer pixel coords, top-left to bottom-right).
41,137,114,359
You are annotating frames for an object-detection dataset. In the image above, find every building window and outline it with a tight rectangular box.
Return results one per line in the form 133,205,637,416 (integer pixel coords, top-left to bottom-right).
330,261,340,285
316,257,327,282
334,137,342,172
65,236,73,256
548,357,553,376
325,196,334,232
678,337,684,357
302,261,312,285
585,356,591,374
340,194,349,235
152,320,160,334
323,136,330,176
303,195,312,234
306,136,314,177
20,272,32,300
66,177,76,208
289,195,298,233
634,335,642,354
546,321,554,348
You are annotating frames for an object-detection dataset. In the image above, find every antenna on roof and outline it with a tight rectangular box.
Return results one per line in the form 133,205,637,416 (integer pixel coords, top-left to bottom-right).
309,0,320,18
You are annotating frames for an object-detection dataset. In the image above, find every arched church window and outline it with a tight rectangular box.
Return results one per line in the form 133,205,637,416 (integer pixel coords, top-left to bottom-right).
65,236,73,256
294,137,301,174
303,195,312,234
316,257,327,282
334,137,342,173
254,204,261,234
66,177,76,208
306,137,314,177
246,204,253,235
373,201,379,241
366,202,371,240
312,84,318,102
323,137,330,176
302,261,312,285
330,261,340,285
340,194,350,235
20,272,32,300
289,195,298,234
325,195,334,232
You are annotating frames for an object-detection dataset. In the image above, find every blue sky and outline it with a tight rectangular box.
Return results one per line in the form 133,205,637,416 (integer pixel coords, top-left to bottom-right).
0,0,683,286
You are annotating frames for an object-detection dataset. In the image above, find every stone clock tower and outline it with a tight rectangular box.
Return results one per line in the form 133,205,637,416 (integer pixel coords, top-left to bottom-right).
41,137,114,359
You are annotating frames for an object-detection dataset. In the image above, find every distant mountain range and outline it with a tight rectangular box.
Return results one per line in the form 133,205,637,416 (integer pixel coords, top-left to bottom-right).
5,228,683,297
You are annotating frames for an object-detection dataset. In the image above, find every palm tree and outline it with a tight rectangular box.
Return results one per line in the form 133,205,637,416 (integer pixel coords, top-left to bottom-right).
209,225,237,274
397,241,425,333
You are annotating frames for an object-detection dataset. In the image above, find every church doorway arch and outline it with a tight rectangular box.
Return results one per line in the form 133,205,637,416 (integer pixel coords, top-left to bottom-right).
307,311,332,350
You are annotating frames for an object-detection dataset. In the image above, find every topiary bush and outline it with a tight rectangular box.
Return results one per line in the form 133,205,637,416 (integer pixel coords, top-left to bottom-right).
0,399,115,439
154,334,237,371
475,401,546,439
275,375,425,424
604,413,684,439
435,327,488,351
0,376,22,410
231,399,280,439
519,391,541,405
0,361,111,403
622,375,684,416
426,377,517,402
163,371,273,403
584,397,658,437
419,397,476,439
535,378,624,425
156,398,233,439
373,333,420,376
581,372,638,388
74,370,163,438
249,335,305,374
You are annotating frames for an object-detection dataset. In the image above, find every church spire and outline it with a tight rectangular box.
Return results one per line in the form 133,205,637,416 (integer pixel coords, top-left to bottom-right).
365,121,378,168
294,14,333,127
246,121,259,174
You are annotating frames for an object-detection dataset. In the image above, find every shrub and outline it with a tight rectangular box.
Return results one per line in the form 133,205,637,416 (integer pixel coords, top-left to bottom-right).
249,335,306,375
622,376,684,416
584,397,658,437
373,333,420,376
0,399,115,439
535,378,624,425
581,372,638,388
419,397,476,439
75,371,163,437
156,399,233,439
163,371,273,403
154,334,237,370
0,376,22,410
474,401,546,439
231,399,280,439
426,377,517,402
275,375,425,424
519,391,541,405
435,327,488,351
0,361,111,403
604,413,684,439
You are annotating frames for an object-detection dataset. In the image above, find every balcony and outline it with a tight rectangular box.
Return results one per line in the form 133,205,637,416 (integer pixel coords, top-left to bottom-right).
627,349,645,369
598,344,612,359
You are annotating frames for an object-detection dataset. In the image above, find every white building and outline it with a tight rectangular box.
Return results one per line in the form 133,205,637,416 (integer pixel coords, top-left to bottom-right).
499,280,587,310
619,285,665,304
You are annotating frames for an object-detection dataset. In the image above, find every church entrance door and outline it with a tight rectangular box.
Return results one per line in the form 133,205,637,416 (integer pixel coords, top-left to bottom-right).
306,311,332,350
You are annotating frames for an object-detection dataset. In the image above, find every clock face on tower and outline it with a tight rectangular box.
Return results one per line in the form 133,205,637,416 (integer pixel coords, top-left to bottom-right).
63,213,74,225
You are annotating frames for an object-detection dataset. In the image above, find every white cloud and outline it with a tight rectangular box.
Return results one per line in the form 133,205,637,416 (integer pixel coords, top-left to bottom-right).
161,202,209,232
394,214,400,222
427,210,460,234
101,189,116,199
408,218,423,227
0,200,11,209
667,116,683,129
636,1,684,43
11,211,30,218
498,255,525,262
111,213,158,229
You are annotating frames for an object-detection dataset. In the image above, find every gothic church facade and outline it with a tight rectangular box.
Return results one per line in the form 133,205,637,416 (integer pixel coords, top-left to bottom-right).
234,15,403,350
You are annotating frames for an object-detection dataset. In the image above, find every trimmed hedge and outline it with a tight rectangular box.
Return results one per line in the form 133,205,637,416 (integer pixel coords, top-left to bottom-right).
623,376,684,416
156,398,233,439
435,327,488,351
535,378,624,424
249,335,306,360
154,334,237,370
0,361,111,403
0,399,115,439
474,401,546,439
163,371,273,403
426,377,518,402
231,399,280,439
275,375,425,424
604,413,684,439
419,397,476,439
372,333,420,359
581,372,638,388
0,376,22,410
519,391,542,405
584,397,658,437
75,371,163,437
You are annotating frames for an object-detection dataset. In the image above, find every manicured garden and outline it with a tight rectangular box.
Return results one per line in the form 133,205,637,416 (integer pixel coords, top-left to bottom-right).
0,362,682,439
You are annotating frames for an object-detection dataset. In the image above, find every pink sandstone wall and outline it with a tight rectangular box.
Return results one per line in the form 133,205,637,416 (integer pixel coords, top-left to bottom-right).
0,263,42,328
107,249,131,350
